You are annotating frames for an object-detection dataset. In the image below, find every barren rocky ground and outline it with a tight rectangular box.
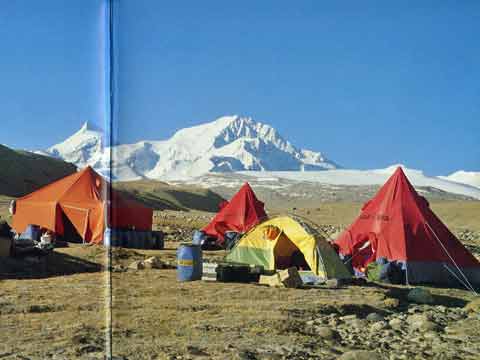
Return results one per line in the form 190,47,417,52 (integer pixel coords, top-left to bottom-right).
0,201,479,359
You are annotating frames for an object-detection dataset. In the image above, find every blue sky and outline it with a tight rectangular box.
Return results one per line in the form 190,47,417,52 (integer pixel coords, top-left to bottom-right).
2,1,479,175
0,0,106,146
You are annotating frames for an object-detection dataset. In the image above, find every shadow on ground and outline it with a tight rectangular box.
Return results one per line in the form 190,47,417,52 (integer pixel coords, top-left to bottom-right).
0,251,102,280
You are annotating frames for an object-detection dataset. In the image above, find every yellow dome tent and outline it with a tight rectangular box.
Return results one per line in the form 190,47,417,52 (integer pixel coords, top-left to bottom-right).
226,216,351,280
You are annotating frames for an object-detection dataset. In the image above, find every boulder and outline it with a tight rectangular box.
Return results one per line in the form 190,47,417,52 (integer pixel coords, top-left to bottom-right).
366,313,384,322
314,326,337,340
407,288,435,304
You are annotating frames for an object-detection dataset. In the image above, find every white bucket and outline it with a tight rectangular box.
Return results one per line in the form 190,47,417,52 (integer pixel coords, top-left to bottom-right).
40,234,53,245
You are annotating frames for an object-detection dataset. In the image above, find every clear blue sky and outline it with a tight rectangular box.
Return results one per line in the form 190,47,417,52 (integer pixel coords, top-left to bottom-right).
0,0,106,147
2,1,479,175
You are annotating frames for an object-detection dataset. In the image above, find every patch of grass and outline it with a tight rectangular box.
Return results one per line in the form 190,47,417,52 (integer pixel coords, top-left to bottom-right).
114,180,225,212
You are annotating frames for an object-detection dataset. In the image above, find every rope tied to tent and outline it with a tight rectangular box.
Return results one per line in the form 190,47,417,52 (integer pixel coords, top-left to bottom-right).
425,222,478,296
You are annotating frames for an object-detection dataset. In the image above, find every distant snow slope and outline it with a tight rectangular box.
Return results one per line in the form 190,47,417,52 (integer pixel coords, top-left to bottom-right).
439,171,480,189
38,115,338,180
236,165,480,200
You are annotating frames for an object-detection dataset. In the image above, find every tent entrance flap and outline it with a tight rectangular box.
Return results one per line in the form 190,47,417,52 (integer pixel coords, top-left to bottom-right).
61,205,90,243
274,232,310,270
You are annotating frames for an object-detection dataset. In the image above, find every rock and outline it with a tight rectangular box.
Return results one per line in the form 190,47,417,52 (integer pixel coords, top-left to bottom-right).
407,288,435,304
325,278,348,288
464,298,480,313
111,264,126,272
350,319,368,328
408,316,439,332
388,318,403,329
339,350,381,360
406,314,431,325
144,256,164,269
366,313,384,322
314,326,337,340
128,260,145,270
340,314,358,322
383,298,400,309
370,321,389,331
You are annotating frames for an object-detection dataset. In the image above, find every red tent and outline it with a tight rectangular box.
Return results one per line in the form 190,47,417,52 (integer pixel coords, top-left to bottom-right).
202,182,267,244
12,166,153,244
335,167,480,287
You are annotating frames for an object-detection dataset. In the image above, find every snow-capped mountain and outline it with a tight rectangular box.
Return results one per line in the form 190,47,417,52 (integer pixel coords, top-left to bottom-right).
34,116,480,200
38,115,338,180
439,171,480,189
35,121,112,177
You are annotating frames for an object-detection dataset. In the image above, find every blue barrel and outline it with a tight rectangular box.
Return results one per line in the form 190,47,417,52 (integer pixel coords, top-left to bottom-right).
177,244,202,281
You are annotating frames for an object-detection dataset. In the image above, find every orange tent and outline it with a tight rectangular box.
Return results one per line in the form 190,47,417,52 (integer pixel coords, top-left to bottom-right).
12,166,152,244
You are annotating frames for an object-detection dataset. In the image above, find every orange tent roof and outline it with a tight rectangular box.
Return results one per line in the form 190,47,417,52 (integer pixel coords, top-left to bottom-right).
12,166,152,244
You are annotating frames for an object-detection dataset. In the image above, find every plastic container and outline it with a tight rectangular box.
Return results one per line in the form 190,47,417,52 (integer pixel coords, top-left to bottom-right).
192,230,206,245
20,224,41,241
40,233,53,245
177,244,202,281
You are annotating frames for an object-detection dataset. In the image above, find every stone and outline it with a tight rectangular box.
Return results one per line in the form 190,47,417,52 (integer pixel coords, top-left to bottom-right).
112,265,126,273
340,314,358,322
370,321,389,331
383,298,400,309
366,313,384,322
407,288,435,304
350,319,368,328
315,326,337,340
128,260,145,270
464,298,480,313
325,278,347,288
339,350,381,360
410,320,439,332
388,318,403,329
406,314,431,325
144,256,164,269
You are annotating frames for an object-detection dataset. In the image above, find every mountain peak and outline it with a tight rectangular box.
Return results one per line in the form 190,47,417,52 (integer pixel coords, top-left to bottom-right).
78,120,103,134
40,115,339,180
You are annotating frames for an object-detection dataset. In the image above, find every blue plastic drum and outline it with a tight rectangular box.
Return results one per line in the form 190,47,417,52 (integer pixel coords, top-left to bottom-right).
177,244,202,281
